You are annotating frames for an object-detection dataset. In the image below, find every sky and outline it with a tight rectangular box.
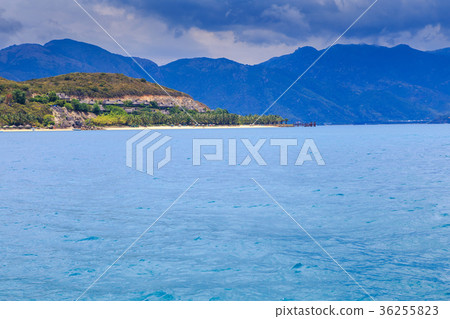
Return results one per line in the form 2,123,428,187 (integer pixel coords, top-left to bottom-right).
1,0,450,65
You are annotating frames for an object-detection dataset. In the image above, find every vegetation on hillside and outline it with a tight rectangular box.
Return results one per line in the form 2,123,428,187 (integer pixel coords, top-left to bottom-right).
89,107,285,127
0,78,54,126
0,73,287,128
24,73,187,98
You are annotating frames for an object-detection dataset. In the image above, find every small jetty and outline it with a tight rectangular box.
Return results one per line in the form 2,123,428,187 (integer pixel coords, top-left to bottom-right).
294,121,317,127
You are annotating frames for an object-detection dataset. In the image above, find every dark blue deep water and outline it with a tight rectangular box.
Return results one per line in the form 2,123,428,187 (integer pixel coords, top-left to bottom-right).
0,125,449,300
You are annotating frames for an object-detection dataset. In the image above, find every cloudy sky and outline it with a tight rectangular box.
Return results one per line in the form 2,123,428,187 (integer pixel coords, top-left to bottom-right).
1,0,449,65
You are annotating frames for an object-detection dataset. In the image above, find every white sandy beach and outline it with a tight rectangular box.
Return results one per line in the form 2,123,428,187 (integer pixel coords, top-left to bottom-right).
0,125,282,132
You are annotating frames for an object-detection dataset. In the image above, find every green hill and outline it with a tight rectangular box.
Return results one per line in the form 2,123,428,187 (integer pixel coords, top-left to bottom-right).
25,73,188,98
0,73,196,128
0,73,285,128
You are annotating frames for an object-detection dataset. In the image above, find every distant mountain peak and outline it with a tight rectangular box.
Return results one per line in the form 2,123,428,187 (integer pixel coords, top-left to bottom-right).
43,38,113,56
292,46,318,55
44,38,87,46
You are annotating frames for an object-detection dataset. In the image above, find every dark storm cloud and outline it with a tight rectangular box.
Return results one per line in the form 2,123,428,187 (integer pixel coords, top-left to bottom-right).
2,0,449,65
103,0,450,44
0,9,22,34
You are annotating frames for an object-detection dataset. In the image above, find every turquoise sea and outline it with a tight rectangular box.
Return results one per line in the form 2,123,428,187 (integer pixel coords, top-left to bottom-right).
0,125,449,300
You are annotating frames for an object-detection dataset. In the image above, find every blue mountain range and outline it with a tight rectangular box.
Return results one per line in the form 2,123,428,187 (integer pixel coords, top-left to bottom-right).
1,39,449,123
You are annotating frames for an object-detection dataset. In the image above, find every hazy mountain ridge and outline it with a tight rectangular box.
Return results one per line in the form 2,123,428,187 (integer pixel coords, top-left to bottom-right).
1,39,449,123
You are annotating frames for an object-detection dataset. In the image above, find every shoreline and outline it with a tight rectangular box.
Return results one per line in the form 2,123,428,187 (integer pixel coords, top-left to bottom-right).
0,125,280,132
2,123,445,133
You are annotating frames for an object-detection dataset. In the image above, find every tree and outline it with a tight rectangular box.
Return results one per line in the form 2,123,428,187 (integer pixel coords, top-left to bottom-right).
92,103,101,115
48,91,58,102
30,95,49,103
64,103,73,111
78,103,90,112
149,101,158,108
169,106,181,115
213,108,229,114
123,100,133,107
71,99,82,111
105,105,126,115
42,114,55,126
55,99,65,107
12,89,26,104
